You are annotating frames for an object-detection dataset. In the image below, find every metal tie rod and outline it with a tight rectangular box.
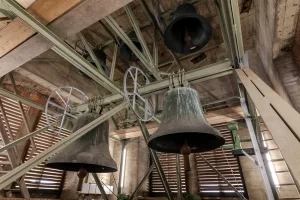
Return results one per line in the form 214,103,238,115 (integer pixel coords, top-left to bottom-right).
197,153,247,200
129,153,162,200
240,98,275,200
0,102,127,189
92,173,109,200
138,120,174,200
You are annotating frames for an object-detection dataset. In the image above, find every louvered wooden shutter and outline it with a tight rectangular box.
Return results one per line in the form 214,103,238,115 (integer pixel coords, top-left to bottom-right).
0,96,28,169
150,123,246,197
151,154,186,194
195,124,245,196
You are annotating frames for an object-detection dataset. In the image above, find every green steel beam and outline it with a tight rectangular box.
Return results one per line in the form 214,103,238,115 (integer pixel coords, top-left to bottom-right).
78,31,105,74
0,125,50,154
104,15,162,81
72,60,233,113
1,0,122,95
0,102,126,190
125,5,155,67
139,0,181,68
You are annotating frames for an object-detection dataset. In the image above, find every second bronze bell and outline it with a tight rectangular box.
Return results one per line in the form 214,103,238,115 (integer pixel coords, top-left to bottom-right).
148,87,225,153
46,112,117,172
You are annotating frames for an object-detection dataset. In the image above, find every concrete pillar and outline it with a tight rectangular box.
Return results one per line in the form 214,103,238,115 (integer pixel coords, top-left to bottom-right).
136,138,150,196
112,140,122,197
123,140,138,195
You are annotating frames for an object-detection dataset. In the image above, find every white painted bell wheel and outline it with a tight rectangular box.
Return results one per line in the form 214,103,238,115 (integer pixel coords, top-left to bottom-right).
45,86,88,136
124,66,156,121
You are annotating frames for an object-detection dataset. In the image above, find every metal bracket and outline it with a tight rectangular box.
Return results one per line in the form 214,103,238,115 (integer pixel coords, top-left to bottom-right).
241,149,258,166
168,69,189,89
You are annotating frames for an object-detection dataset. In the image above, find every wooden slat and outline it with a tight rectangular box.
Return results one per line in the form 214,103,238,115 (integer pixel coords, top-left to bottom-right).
0,0,83,57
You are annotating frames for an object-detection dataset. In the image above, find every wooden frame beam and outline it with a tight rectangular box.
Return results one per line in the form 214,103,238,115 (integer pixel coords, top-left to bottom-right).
0,0,133,77
236,68,300,186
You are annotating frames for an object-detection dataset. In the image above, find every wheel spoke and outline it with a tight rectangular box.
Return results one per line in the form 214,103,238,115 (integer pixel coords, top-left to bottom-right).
49,114,64,119
48,101,65,110
55,91,68,107
65,112,77,119
57,114,66,136
65,88,73,108
128,70,135,81
135,92,146,102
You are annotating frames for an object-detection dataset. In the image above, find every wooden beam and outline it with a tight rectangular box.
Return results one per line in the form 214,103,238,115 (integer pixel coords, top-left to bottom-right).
0,0,83,58
109,106,244,139
0,0,133,77
236,68,300,186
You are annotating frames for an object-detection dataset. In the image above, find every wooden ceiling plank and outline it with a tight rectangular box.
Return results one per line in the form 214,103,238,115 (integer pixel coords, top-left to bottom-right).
0,0,133,77
0,0,84,58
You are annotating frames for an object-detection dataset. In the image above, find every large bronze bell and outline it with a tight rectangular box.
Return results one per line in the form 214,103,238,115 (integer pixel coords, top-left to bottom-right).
46,112,117,173
120,32,143,61
148,87,225,153
164,3,212,54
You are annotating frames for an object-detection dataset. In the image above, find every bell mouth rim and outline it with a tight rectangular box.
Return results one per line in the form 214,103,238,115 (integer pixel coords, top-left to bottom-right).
148,132,225,154
164,14,212,54
45,163,118,173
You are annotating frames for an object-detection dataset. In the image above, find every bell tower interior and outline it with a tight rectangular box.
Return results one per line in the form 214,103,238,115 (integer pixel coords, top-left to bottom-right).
0,0,300,200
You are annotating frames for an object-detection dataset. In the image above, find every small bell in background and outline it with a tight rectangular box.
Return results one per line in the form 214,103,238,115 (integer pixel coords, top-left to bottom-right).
120,32,143,61
163,3,212,54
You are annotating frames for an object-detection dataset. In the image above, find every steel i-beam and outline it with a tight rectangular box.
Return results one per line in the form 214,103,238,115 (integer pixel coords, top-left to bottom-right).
0,102,127,189
216,0,275,198
78,32,105,74
125,5,155,66
1,0,122,95
72,60,233,113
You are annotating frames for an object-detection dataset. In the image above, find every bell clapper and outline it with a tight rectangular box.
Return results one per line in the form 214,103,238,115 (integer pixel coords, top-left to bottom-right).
180,140,191,195
77,167,88,191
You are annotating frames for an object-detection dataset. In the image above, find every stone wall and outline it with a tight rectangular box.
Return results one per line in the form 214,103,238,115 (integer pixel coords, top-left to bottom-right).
254,0,292,104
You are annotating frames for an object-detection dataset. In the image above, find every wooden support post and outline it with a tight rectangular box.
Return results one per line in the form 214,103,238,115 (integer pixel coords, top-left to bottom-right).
236,68,300,186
